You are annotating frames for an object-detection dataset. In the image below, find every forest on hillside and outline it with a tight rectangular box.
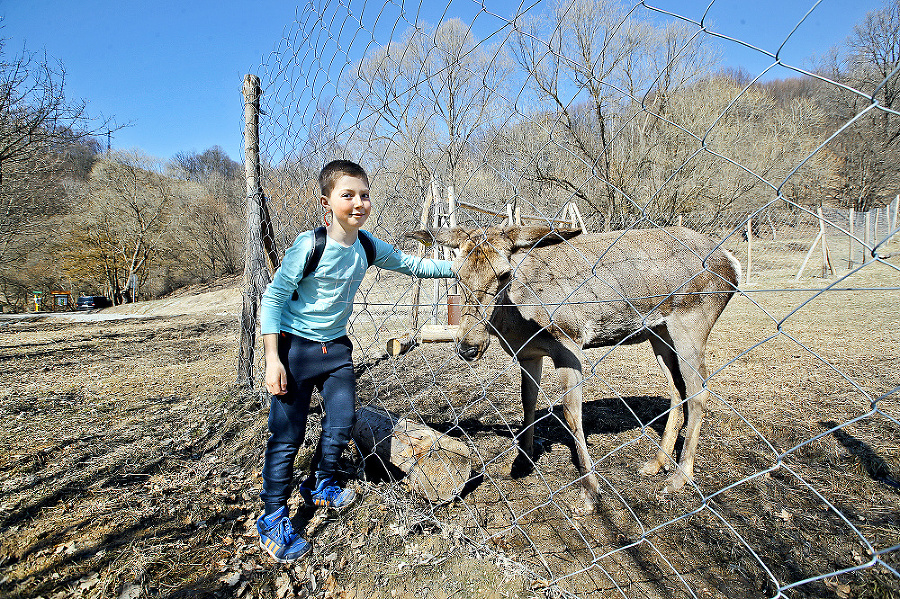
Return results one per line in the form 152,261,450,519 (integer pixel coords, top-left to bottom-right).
0,51,246,314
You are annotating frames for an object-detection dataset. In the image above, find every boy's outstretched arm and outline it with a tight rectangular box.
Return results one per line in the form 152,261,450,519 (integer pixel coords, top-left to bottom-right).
368,235,454,278
263,333,288,396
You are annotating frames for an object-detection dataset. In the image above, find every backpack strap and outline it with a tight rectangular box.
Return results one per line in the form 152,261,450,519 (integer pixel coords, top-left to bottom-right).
291,227,376,301
358,229,377,268
304,226,328,278
291,227,327,301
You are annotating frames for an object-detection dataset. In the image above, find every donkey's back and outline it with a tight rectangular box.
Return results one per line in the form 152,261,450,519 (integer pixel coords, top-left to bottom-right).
503,227,741,350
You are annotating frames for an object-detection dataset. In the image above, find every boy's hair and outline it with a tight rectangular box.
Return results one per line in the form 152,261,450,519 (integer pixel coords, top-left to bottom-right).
319,160,369,197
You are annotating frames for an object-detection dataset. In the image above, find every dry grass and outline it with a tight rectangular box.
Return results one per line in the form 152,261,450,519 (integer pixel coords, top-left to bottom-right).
0,307,535,599
0,239,898,599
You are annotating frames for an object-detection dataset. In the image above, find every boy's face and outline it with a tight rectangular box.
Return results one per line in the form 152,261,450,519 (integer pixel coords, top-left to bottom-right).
321,174,371,231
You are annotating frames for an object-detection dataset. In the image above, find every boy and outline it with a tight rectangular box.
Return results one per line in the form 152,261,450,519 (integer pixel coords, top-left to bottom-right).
256,159,453,563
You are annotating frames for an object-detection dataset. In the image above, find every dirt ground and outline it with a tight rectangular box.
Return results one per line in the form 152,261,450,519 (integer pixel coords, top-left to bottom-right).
1,254,899,599
0,289,536,599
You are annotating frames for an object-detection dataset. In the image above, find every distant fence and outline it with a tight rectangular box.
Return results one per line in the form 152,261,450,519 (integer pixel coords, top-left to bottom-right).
722,200,900,283
239,1,900,597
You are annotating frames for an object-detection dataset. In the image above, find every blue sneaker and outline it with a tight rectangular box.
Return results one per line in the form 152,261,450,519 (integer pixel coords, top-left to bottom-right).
299,476,357,509
256,506,311,563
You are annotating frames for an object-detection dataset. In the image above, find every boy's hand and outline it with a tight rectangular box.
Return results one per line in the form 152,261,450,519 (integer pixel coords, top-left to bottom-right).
262,333,287,395
265,361,288,395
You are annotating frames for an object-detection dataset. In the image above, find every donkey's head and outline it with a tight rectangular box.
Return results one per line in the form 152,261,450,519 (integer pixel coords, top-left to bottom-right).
407,226,581,361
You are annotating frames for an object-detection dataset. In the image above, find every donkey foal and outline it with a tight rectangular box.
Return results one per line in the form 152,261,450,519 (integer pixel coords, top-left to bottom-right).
408,226,740,514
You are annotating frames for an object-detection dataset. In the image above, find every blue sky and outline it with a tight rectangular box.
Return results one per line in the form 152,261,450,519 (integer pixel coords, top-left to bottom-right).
1,0,884,163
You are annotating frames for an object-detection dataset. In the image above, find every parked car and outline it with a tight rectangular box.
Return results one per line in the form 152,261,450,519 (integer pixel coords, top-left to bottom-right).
76,295,112,310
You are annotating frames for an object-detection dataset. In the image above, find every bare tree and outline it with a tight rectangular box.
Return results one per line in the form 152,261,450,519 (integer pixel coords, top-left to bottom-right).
848,1,900,141
648,77,826,222
515,0,728,226
173,190,242,282
346,18,512,198
815,0,900,211
345,39,422,155
70,152,175,303
0,39,115,308
513,0,650,225
169,147,244,281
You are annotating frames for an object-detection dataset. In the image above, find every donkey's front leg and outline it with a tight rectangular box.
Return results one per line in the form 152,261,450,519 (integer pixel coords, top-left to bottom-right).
554,351,600,515
511,357,543,478
517,356,543,460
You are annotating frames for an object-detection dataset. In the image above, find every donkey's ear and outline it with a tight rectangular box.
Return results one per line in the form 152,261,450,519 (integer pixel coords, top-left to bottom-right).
508,226,581,250
405,228,464,249
406,230,436,245
548,228,583,243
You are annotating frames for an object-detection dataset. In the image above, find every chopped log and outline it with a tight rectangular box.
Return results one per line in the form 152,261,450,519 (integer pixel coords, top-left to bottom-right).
386,325,457,357
352,405,471,502
386,334,417,358
420,324,457,341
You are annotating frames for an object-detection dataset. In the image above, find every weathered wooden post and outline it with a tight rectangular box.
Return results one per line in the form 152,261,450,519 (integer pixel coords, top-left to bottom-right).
848,207,855,269
745,217,753,285
795,230,822,281
865,210,872,261
818,207,832,277
874,208,880,244
891,195,900,231
387,179,437,357
410,178,433,331
238,74,279,387
431,185,444,325
446,183,460,322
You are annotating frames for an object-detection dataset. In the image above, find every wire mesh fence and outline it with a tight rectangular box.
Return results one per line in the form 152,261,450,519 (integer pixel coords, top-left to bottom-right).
241,1,900,596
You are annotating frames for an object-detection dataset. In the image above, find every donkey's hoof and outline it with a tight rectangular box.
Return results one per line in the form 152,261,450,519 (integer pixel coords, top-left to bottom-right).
510,451,535,478
639,459,663,476
573,490,596,517
659,473,690,495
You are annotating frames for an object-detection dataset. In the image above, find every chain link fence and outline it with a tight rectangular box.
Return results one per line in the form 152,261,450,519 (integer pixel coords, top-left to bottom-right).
240,1,900,596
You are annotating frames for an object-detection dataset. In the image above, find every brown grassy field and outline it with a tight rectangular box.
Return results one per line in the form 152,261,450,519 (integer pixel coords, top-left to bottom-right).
1,243,898,599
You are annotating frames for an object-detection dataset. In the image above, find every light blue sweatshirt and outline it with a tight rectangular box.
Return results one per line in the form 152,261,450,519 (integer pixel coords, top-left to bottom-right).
260,229,453,342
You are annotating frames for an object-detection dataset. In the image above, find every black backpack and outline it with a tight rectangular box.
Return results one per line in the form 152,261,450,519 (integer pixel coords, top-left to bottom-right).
290,226,376,301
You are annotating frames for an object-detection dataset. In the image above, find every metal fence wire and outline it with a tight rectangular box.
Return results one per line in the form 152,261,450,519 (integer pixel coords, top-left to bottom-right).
241,1,900,597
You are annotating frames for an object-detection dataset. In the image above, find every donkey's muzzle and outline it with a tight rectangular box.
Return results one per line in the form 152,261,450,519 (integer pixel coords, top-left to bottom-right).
457,343,481,362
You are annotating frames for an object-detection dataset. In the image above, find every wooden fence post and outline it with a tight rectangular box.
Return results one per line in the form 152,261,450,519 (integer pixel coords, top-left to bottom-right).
795,231,822,281
888,196,900,243
410,179,433,332
865,211,872,262
237,74,278,388
431,185,443,325
389,178,436,357
874,208,880,244
848,207,854,269
818,207,832,277
893,195,899,231
568,202,586,231
745,217,753,285
440,186,454,311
